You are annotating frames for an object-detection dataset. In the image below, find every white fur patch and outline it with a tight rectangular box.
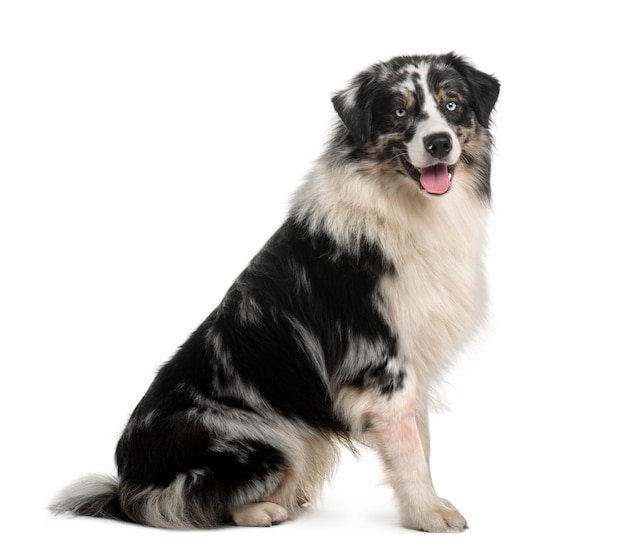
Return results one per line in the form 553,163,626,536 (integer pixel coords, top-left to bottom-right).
406,63,461,169
231,501,289,527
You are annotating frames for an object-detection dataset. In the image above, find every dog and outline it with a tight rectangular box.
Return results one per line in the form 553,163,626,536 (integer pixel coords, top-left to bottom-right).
51,53,499,532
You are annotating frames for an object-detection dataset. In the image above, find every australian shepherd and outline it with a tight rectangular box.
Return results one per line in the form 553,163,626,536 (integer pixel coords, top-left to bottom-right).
51,53,499,532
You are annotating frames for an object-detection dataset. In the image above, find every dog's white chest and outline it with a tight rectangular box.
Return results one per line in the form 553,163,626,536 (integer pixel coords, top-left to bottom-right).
378,200,487,380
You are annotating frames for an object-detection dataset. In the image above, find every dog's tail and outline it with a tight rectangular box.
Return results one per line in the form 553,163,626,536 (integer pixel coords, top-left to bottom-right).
50,474,131,522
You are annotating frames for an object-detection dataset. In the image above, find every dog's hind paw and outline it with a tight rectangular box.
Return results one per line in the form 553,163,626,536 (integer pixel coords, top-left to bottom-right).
231,502,289,527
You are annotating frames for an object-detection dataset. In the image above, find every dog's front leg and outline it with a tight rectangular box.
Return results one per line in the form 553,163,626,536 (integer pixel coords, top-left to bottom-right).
366,389,468,533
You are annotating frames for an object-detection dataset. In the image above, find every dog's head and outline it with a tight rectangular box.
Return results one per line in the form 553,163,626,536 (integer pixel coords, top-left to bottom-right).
331,53,500,198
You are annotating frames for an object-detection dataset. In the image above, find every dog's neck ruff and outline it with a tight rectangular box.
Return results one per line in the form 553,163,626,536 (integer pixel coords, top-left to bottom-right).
290,154,487,263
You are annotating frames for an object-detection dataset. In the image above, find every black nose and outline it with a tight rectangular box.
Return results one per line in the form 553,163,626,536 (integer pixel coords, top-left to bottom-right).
424,133,452,159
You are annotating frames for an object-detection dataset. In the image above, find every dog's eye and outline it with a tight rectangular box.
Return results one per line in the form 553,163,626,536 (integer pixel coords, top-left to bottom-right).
394,108,408,118
445,101,457,112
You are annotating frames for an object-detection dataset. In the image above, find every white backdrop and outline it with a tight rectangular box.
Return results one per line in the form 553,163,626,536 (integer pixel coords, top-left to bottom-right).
2,1,625,556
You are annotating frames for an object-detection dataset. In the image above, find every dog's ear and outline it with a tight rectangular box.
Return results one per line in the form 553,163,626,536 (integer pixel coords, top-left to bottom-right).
331,70,378,147
446,53,500,128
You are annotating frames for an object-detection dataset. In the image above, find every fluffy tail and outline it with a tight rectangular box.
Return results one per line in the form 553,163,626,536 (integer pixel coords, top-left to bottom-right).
50,474,131,522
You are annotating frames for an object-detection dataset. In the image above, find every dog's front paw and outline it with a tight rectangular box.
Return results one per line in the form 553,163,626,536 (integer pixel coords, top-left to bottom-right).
403,499,468,533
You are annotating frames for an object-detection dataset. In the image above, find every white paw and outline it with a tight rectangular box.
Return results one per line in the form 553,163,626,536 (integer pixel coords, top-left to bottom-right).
231,502,289,527
403,499,468,533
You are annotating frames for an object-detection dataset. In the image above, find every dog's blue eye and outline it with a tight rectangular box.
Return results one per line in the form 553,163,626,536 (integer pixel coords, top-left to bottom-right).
445,101,457,112
394,108,407,118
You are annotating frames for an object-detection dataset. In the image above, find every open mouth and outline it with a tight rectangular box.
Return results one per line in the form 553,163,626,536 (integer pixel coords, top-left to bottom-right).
401,158,454,195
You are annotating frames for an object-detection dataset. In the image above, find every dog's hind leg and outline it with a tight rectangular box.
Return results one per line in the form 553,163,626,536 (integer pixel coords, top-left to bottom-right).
114,422,292,529
231,429,340,526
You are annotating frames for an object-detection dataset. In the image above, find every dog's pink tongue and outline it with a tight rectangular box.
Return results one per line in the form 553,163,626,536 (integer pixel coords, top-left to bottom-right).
420,164,450,194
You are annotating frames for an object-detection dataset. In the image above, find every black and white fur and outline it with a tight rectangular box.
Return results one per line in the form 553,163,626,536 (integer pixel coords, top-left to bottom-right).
51,53,499,532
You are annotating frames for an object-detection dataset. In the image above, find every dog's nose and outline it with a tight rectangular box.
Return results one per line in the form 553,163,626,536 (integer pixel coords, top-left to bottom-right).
424,133,452,159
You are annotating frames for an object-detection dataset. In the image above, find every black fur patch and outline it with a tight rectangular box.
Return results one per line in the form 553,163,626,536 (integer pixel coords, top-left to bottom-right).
114,217,398,496
350,360,406,396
